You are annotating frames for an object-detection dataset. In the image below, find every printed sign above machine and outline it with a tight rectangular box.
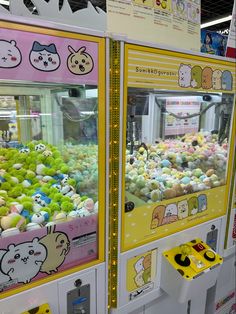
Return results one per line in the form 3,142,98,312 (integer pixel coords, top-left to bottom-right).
125,44,235,92
0,26,98,85
107,0,200,51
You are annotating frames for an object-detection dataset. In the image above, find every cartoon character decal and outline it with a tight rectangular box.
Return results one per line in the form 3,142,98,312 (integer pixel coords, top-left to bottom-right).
29,41,61,72
134,256,144,273
212,69,222,90
0,226,71,286
133,253,152,288
222,70,233,90
178,64,191,87
0,238,47,284
202,67,213,89
162,203,178,224
142,254,151,284
0,39,22,68
188,196,198,215
0,249,10,286
39,225,70,274
198,194,207,212
191,65,202,88
150,205,165,229
67,46,94,75
134,270,145,287
177,199,189,219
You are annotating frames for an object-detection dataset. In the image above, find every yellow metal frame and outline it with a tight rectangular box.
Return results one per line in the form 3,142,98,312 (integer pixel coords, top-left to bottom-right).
121,43,236,252
0,21,106,299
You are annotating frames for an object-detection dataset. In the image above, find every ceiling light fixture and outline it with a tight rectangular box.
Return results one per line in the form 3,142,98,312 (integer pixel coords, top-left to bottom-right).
0,0,9,5
201,15,232,29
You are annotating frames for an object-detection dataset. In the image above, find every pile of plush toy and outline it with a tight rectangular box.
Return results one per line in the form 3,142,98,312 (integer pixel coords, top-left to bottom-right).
125,132,228,203
62,144,98,201
0,142,98,237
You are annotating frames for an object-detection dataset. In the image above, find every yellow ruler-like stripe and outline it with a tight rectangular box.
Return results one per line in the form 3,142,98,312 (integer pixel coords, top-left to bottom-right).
108,40,120,309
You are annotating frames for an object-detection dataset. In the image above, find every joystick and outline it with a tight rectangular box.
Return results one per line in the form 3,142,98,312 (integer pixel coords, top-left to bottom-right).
175,244,192,267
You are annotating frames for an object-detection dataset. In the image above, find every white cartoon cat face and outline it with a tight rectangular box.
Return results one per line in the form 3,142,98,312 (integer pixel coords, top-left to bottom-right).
177,200,188,219
178,64,191,87
212,70,222,79
67,46,94,75
0,40,22,68
134,257,144,273
0,249,10,285
1,238,47,284
165,203,178,217
29,41,61,72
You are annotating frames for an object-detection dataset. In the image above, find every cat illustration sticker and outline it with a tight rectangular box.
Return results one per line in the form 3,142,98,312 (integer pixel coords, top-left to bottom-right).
177,199,189,219
0,250,10,287
191,65,202,88
67,46,94,75
0,238,47,284
29,41,61,72
0,226,70,287
198,194,207,212
39,225,70,274
178,64,191,87
212,69,222,90
134,254,152,287
188,196,198,215
150,205,165,229
178,62,233,91
127,249,157,292
202,67,213,89
0,39,22,68
222,70,233,90
162,203,178,224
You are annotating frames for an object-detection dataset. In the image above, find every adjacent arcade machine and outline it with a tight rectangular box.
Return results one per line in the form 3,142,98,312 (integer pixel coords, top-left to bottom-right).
211,139,236,314
109,40,235,314
0,18,106,314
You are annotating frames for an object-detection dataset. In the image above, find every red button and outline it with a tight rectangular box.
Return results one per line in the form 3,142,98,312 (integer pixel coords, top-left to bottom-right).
193,243,206,252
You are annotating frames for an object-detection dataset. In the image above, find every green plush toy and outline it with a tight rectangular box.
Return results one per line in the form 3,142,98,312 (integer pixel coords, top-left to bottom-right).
0,140,97,235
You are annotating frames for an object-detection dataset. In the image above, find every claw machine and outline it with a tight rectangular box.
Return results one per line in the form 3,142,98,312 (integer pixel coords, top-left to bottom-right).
210,129,236,314
108,40,235,314
0,16,107,314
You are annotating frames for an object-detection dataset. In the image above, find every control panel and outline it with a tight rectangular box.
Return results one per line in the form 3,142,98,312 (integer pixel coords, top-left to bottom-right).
163,238,222,280
21,303,52,314
161,239,223,303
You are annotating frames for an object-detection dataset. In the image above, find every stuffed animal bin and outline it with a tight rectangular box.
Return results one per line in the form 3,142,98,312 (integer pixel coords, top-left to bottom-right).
125,132,227,204
0,141,98,238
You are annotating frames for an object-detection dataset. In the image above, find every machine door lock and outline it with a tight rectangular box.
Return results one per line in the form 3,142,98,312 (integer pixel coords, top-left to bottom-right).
67,284,90,314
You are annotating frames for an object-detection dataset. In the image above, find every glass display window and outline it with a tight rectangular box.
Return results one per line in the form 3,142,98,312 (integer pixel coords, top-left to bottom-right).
125,89,234,207
122,44,235,251
0,21,105,294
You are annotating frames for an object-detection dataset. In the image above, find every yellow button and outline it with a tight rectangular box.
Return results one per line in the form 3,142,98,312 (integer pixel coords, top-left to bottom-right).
204,250,215,262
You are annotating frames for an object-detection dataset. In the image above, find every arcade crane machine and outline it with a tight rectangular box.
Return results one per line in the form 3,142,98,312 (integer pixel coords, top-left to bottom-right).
0,15,107,314
108,40,235,314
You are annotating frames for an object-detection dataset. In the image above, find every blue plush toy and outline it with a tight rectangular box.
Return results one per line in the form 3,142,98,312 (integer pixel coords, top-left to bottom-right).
32,191,51,207
30,211,49,224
